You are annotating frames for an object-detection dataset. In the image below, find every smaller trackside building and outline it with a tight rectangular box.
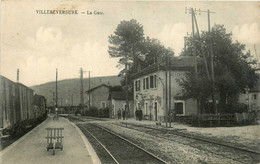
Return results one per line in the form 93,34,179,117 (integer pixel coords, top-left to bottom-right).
132,56,197,122
108,91,134,119
86,84,110,109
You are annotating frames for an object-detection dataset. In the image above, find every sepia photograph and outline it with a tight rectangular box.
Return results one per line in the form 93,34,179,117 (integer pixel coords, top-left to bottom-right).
0,0,259,163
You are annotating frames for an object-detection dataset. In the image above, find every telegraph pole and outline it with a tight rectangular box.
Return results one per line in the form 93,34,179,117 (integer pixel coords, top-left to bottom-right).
208,9,217,113
165,55,168,128
71,94,73,106
88,71,91,109
197,8,217,113
71,93,74,114
125,62,129,119
79,68,86,114
191,8,198,77
56,69,58,108
193,12,211,81
53,92,55,109
17,69,19,83
169,56,172,128
186,7,199,114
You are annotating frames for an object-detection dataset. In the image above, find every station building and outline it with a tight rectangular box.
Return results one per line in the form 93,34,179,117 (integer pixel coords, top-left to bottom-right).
132,56,197,122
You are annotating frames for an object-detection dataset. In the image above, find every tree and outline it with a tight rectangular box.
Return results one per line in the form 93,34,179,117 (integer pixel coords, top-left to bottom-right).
108,19,145,74
179,24,258,114
109,20,174,92
141,37,174,68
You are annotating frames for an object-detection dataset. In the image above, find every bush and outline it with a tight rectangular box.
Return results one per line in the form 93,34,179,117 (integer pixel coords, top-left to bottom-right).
84,106,109,118
75,109,82,115
84,106,98,117
99,107,109,118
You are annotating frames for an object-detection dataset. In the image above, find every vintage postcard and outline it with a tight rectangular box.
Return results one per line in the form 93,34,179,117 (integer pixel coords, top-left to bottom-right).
1,0,259,164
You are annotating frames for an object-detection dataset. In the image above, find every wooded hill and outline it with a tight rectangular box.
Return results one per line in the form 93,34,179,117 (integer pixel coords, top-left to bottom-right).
31,75,122,107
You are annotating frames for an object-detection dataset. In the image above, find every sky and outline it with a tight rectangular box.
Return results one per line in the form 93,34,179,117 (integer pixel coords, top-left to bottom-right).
1,0,259,86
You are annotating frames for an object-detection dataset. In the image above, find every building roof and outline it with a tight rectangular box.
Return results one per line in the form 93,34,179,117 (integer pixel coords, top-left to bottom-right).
132,56,197,79
85,84,109,94
108,91,133,101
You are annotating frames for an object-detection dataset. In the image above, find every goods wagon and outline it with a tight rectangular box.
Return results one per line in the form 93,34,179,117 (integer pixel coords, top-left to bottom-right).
0,75,46,133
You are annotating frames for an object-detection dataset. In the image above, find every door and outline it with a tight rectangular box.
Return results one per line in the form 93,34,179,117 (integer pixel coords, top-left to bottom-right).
154,102,157,121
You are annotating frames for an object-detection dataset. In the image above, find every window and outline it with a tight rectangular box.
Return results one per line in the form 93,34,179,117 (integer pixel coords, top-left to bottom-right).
143,77,149,90
174,102,184,115
154,75,157,88
143,78,145,90
150,75,157,88
150,76,154,88
253,94,257,100
145,77,149,90
135,80,140,91
101,101,106,109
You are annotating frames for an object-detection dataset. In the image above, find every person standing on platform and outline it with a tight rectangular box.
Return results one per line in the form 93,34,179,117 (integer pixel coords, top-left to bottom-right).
117,108,121,120
139,109,143,121
122,109,126,120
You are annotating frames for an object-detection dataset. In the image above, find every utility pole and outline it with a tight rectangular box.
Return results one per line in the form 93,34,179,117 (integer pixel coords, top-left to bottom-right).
53,92,55,109
71,94,73,106
165,55,168,128
17,69,19,83
196,8,217,113
56,69,58,108
88,71,91,110
188,8,198,77
193,12,211,81
186,7,199,114
125,62,129,119
169,56,172,128
208,9,217,113
71,93,74,114
79,68,86,114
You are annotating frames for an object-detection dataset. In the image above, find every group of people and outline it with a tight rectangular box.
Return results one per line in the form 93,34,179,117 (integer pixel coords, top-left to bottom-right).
117,109,127,120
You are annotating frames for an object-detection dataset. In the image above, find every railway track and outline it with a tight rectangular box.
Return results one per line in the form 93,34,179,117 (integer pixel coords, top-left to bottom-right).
118,122,260,154
112,122,260,163
68,115,106,123
77,123,169,164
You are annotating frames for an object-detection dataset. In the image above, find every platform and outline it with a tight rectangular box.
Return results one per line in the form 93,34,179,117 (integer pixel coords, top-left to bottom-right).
0,116,101,164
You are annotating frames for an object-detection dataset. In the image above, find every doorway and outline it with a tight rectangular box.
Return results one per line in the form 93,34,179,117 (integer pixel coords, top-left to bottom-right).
154,102,158,121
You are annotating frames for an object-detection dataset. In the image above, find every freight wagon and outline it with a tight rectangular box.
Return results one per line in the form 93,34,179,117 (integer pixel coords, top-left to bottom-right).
0,75,46,136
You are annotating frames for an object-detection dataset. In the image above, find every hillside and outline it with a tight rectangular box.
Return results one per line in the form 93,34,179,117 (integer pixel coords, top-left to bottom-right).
31,75,122,107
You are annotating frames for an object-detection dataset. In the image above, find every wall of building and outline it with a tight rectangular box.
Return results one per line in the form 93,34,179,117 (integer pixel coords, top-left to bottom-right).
90,86,110,109
239,92,260,111
134,70,165,121
133,69,197,122
110,99,134,119
185,98,197,115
